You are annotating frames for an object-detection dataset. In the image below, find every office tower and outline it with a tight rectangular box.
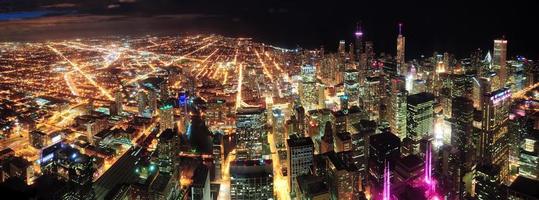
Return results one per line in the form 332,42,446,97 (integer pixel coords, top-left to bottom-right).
368,130,401,187
299,64,318,111
338,40,346,57
295,174,330,199
321,121,334,154
42,145,95,200
316,83,325,109
160,80,169,100
272,108,286,149
230,160,274,200
86,118,108,145
212,144,222,180
388,76,408,140
493,39,508,85
364,76,382,121
397,23,406,75
158,103,175,133
114,90,122,115
331,110,347,134
344,69,360,106
365,41,375,62
475,165,506,200
294,103,306,136
287,137,314,194
407,92,435,154
156,129,179,173
479,88,511,181
519,129,538,180
320,54,342,85
349,43,355,60
137,90,148,117
0,155,34,185
191,165,211,200
148,90,158,114
351,120,376,188
471,48,483,75
507,176,539,200
451,97,474,170
29,130,47,149
335,132,352,152
326,151,358,199
236,106,267,159
355,23,364,61
451,74,473,98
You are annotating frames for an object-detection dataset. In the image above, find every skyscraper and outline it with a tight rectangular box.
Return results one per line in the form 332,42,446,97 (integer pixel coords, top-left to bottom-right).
344,69,360,107
287,136,314,194
355,22,364,62
406,92,435,154
368,130,401,188
388,76,408,140
114,90,122,115
479,88,511,181
396,23,406,75
299,64,318,111
451,97,474,169
236,106,267,159
338,40,346,57
493,39,508,86
230,160,274,200
158,103,175,133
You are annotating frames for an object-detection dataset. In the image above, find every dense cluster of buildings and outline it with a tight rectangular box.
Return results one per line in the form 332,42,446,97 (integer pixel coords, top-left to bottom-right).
0,23,538,200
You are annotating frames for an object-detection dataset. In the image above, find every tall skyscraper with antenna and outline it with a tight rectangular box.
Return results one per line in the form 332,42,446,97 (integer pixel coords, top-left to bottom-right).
355,22,364,61
396,23,406,76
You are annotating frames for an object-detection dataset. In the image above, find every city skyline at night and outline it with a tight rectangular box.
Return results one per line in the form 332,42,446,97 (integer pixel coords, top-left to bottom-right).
0,1,538,200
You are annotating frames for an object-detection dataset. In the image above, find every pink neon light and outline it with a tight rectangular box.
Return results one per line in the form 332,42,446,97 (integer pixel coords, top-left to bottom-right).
383,162,391,200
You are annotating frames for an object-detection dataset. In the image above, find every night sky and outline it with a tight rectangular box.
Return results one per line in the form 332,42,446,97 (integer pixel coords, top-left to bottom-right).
1,0,538,59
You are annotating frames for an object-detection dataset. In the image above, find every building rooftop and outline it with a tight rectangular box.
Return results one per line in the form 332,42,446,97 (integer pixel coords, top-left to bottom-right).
370,131,401,151
296,174,329,197
287,137,314,147
407,92,435,105
508,176,539,199
192,165,209,188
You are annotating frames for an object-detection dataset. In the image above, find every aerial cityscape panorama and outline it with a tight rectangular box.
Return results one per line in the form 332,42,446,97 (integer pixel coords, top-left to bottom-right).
0,1,538,200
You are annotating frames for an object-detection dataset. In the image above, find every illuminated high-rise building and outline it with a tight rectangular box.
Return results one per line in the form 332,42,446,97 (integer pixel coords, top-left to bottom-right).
354,22,364,62
406,92,434,154
272,108,286,149
344,69,360,106
493,39,508,86
158,103,175,133
475,165,506,200
287,136,314,194
451,97,474,169
351,120,377,188
236,106,267,159
519,130,539,180
396,23,406,75
369,130,401,188
230,160,274,200
479,88,511,181
338,40,346,57
388,76,408,140
299,64,318,111
114,90,122,115
137,90,148,117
